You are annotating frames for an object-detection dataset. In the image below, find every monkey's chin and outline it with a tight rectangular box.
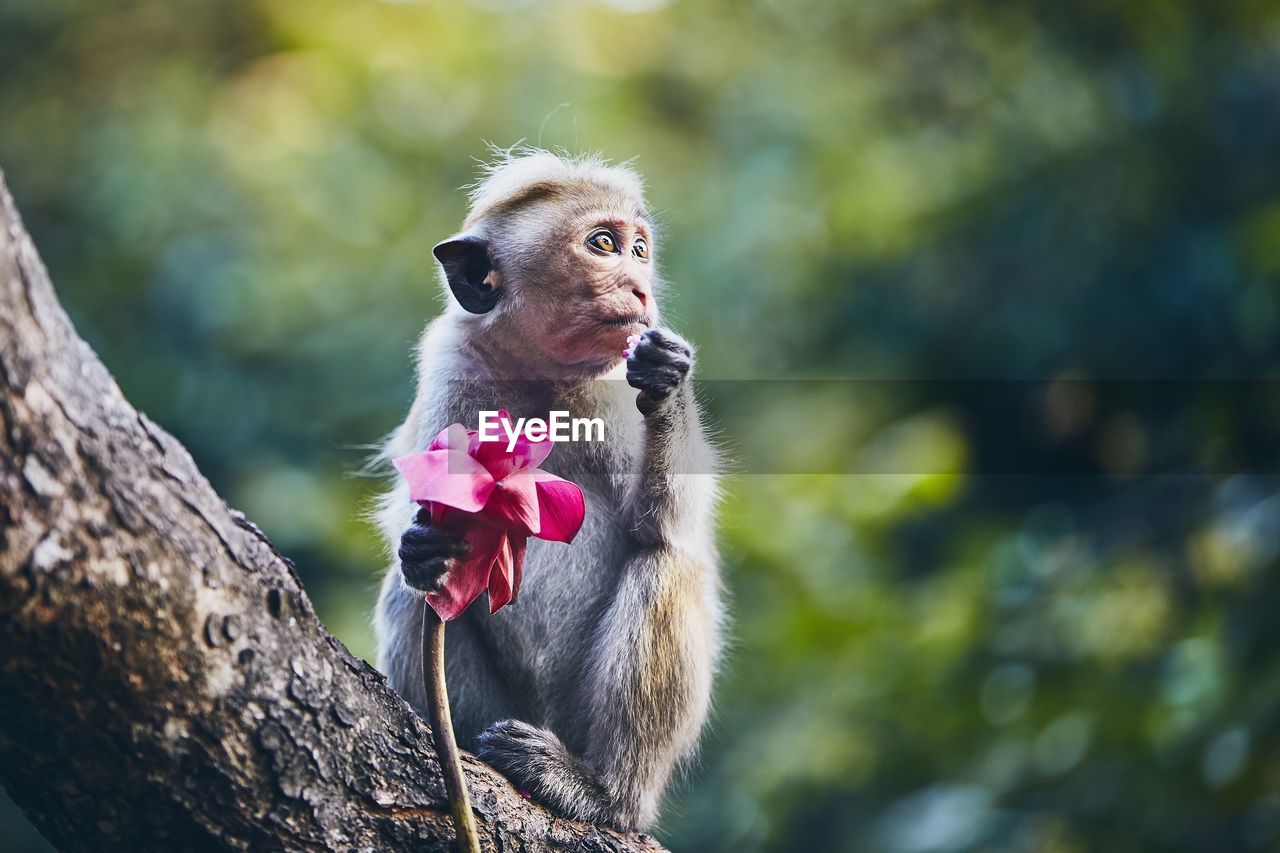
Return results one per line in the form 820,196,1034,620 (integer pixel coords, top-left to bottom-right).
572,345,632,379
600,318,650,349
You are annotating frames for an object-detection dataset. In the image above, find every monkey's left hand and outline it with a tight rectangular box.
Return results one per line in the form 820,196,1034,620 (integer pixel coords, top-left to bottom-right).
625,328,693,417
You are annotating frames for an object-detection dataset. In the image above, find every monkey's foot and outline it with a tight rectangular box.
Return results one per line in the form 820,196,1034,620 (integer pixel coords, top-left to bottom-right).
476,719,618,827
398,508,469,592
625,328,693,415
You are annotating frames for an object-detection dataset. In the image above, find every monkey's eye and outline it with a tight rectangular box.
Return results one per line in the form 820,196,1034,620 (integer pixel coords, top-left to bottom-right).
632,236,649,260
587,230,618,254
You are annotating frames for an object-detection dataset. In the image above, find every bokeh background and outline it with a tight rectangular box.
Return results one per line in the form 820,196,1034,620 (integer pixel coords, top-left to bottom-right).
3,0,1280,850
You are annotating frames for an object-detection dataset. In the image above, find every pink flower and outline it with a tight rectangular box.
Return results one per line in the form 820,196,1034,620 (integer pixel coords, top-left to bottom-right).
393,410,586,621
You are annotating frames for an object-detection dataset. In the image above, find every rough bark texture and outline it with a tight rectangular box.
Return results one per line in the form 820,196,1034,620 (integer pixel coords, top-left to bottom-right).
0,169,666,853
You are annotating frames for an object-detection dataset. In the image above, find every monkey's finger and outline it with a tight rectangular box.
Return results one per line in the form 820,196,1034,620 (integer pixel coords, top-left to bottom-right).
400,538,470,564
627,366,685,392
627,361,686,383
399,529,470,563
629,339,687,361
638,329,694,357
627,358,690,386
629,340,691,363
628,357,691,382
402,557,450,592
402,522,469,550
627,341,692,370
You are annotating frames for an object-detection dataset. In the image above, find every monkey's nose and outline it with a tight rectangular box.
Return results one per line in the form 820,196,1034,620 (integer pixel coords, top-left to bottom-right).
632,286,649,312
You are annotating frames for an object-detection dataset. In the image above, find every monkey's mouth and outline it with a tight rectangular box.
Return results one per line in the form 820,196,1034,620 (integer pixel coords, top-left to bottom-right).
602,315,652,328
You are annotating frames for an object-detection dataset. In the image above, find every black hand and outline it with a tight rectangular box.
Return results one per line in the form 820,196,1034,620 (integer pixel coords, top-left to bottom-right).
398,507,469,592
625,328,693,416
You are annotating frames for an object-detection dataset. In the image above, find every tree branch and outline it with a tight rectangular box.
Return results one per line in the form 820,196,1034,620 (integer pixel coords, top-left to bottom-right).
0,168,666,853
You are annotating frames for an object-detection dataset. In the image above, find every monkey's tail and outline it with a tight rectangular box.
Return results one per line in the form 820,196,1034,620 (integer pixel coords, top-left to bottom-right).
423,601,482,853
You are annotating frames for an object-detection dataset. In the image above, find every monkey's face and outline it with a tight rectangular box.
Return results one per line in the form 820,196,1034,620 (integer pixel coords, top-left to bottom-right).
497,208,658,375
433,176,661,377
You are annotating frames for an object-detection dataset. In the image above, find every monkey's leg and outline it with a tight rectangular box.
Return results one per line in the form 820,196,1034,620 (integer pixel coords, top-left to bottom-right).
475,720,616,821
476,545,712,829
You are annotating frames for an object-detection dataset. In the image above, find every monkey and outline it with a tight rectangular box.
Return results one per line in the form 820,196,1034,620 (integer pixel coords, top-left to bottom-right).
372,150,723,832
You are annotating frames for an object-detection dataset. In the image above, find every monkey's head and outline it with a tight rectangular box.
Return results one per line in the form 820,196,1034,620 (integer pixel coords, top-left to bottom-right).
432,151,659,378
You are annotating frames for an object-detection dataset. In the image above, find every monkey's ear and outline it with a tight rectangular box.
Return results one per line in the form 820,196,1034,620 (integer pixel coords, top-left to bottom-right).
433,235,502,314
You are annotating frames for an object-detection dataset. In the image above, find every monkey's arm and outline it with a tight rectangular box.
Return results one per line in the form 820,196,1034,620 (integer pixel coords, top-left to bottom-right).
598,329,720,818
372,505,466,718
620,329,717,551
478,329,720,830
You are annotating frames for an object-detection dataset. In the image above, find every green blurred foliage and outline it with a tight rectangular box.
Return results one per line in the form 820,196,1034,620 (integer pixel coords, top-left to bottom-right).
3,0,1280,850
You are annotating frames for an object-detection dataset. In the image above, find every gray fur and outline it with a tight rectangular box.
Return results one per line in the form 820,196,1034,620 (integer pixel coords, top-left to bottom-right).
373,152,723,832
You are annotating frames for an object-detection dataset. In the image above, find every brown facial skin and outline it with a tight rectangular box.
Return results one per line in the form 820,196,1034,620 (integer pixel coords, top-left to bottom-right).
485,200,658,378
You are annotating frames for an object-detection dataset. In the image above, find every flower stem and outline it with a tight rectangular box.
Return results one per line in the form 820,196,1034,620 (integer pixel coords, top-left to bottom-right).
422,600,481,853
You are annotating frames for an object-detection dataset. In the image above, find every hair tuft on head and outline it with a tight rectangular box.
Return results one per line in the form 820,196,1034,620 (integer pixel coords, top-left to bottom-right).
461,145,646,228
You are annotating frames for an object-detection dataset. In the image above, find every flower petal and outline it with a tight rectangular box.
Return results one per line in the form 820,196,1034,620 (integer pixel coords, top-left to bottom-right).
481,466,542,536
394,450,495,511
509,534,527,604
429,423,475,453
531,469,586,543
425,521,504,621
487,533,514,613
487,532,530,614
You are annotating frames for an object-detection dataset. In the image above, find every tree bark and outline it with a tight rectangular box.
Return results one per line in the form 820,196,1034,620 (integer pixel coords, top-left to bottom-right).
0,169,666,853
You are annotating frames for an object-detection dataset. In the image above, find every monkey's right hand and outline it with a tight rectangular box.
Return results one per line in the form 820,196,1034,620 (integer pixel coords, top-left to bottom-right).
625,327,694,417
398,507,470,592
